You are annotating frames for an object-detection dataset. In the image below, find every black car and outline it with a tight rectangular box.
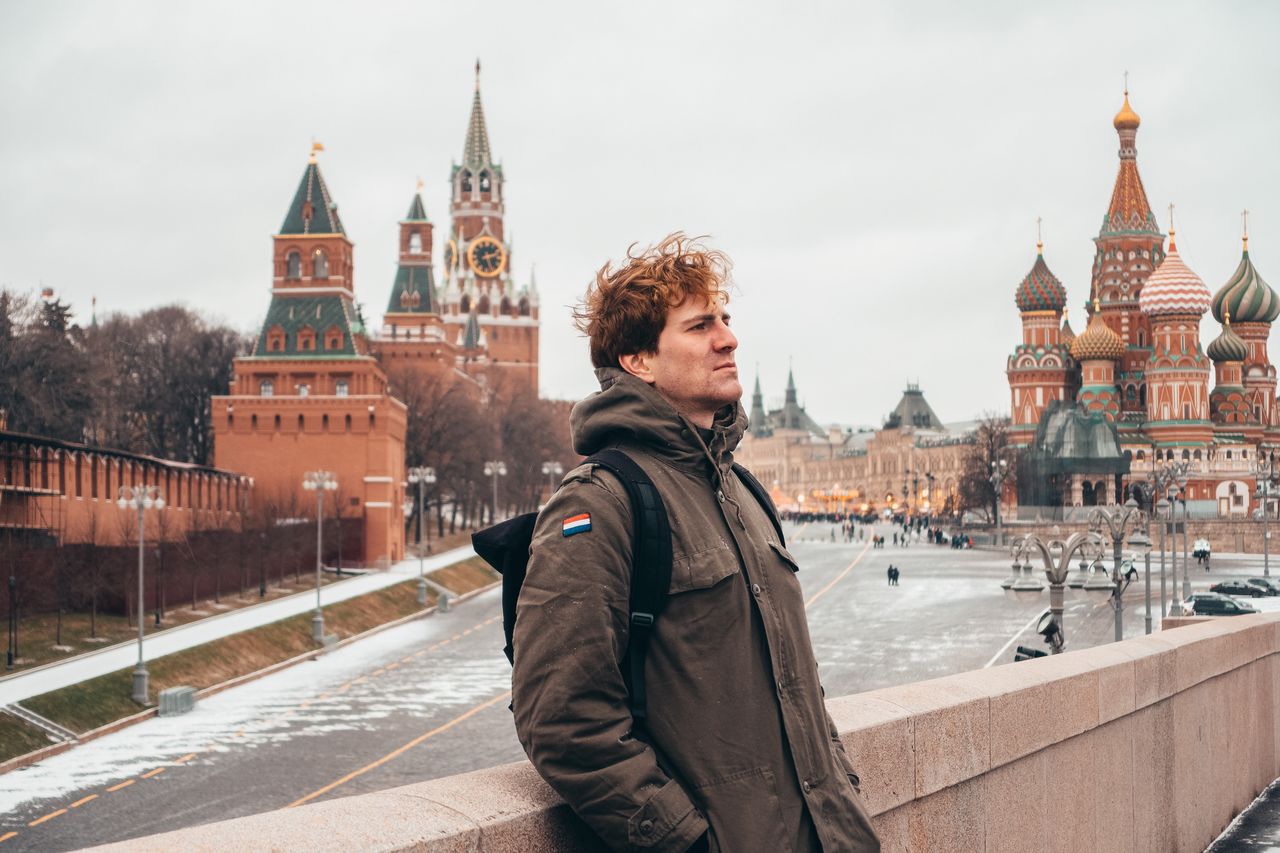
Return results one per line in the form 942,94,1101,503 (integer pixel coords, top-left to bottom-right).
1246,578,1280,596
1189,596,1258,616
1209,580,1265,598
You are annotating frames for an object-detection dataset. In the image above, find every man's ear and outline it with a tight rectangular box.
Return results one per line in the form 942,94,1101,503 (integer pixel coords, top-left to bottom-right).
618,352,655,383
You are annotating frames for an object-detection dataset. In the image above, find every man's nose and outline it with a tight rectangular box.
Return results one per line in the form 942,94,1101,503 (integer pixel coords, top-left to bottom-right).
714,321,737,352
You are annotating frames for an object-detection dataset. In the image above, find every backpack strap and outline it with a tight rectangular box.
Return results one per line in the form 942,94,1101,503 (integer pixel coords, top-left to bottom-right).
732,463,786,547
586,448,672,724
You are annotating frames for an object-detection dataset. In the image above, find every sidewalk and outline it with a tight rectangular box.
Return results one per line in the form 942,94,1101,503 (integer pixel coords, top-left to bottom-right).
0,545,476,707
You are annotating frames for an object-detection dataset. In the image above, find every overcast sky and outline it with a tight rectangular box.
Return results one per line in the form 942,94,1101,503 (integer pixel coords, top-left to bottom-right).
3,1,1278,427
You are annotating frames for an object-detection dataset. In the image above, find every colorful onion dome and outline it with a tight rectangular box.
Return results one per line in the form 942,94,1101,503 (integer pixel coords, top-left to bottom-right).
1211,241,1279,324
1060,308,1076,347
1113,92,1141,131
1207,316,1249,363
1139,233,1211,316
1014,243,1067,312
1070,304,1126,362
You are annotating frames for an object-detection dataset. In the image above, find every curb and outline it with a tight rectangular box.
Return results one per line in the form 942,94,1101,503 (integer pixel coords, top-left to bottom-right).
0,577,500,775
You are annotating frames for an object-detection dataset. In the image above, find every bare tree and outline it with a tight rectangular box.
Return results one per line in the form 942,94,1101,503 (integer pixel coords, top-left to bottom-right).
957,413,1013,522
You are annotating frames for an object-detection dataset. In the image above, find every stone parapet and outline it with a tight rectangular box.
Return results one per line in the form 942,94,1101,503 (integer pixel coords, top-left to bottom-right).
89,615,1280,852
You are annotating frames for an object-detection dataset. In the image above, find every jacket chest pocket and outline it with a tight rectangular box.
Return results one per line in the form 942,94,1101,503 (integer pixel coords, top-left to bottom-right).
768,541,800,573
669,543,740,594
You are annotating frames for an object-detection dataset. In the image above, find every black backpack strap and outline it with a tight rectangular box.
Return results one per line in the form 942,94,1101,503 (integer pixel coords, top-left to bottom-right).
586,448,672,724
732,463,785,547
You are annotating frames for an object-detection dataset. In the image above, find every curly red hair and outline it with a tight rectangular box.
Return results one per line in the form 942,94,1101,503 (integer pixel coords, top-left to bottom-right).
574,233,733,370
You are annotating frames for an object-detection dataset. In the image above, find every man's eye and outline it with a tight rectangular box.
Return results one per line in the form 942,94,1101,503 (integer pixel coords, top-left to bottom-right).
690,323,705,331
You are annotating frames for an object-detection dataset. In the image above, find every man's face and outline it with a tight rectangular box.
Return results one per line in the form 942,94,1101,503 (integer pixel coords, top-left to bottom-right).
625,293,741,427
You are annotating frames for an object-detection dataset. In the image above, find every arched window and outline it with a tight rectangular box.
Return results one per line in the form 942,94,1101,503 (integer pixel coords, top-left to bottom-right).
1194,449,1202,461
518,296,530,316
323,414,329,430
460,294,471,314
479,171,491,192
1226,449,1233,460
274,414,281,430
313,249,329,278
286,251,301,279
461,170,473,192
477,294,491,314
1140,386,1146,408
260,380,273,397
344,414,352,432
500,296,512,315
1136,450,1146,461
409,233,422,253
335,379,349,397
297,414,305,430
1181,449,1190,461
251,414,258,429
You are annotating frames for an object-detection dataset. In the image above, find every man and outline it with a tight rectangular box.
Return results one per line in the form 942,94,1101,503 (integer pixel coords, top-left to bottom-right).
512,234,879,852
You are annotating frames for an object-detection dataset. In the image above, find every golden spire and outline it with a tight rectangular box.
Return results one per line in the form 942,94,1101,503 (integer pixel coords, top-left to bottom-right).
1243,208,1251,252
1168,203,1177,251
309,140,324,164
1226,306,1232,327
416,176,424,192
1113,73,1141,131
1036,216,1043,254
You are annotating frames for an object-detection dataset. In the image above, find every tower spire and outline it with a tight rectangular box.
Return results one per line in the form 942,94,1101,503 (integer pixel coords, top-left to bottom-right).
1243,208,1251,252
1168,203,1177,251
463,60,493,168
1036,216,1043,254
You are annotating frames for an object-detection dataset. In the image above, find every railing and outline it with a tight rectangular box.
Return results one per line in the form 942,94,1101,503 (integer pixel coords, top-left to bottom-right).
89,614,1280,852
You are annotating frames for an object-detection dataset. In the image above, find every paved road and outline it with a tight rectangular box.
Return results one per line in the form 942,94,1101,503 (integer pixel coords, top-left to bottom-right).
0,522,1264,850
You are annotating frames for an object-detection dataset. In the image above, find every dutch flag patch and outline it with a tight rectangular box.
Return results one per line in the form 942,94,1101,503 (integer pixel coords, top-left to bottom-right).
562,513,592,537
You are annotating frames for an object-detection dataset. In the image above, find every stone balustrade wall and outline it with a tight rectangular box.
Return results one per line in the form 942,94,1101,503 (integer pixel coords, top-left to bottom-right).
89,614,1280,852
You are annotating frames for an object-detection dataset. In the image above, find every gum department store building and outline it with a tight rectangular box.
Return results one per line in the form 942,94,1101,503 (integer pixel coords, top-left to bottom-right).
737,90,1276,520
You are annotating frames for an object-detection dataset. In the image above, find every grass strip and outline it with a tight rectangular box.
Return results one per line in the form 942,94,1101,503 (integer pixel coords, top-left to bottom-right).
19,558,495,738
0,713,59,763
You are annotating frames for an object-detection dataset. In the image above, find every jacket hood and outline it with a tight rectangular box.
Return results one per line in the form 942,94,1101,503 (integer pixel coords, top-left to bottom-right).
571,367,747,471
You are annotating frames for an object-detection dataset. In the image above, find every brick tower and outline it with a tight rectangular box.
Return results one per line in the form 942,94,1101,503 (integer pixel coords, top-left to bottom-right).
439,62,540,393
212,147,407,566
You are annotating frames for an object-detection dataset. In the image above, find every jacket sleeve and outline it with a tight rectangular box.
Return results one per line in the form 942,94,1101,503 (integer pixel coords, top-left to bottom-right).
512,467,709,852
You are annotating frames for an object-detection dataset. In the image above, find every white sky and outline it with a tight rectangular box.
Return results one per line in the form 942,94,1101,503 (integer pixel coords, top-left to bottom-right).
2,1,1278,427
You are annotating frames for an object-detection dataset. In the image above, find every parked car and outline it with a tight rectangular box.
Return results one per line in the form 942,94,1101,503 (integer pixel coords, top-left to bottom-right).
1246,577,1280,596
1180,592,1235,615
1209,580,1266,597
1187,595,1258,616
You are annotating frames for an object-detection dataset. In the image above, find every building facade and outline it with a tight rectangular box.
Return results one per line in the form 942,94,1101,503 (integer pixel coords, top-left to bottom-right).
1004,91,1278,515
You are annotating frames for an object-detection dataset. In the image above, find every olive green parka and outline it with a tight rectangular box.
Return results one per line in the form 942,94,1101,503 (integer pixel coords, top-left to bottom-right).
512,368,879,852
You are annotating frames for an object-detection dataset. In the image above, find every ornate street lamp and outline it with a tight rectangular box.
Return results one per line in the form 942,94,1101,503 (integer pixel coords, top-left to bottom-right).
1010,531,1107,654
1088,499,1147,642
117,485,165,704
542,461,564,505
407,466,437,556
990,458,1012,546
1253,450,1278,578
302,470,338,643
484,461,507,525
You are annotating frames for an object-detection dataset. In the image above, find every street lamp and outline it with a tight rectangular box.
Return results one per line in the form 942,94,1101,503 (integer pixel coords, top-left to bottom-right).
990,458,1012,546
541,461,564,505
484,461,507,525
117,485,165,704
1088,499,1147,643
1253,451,1277,578
407,466,437,556
1010,531,1106,654
402,498,428,605
1129,527,1154,634
302,470,338,643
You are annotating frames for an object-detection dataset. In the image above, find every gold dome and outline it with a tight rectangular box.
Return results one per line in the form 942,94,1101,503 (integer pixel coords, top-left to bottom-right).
1070,308,1126,362
1113,92,1140,131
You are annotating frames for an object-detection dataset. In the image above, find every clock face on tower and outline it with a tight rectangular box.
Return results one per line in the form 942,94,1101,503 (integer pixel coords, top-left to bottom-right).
467,236,506,278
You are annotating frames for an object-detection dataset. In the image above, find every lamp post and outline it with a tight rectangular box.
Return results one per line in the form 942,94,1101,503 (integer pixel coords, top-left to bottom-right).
117,485,165,704
1254,451,1277,578
302,470,337,643
407,466,436,554
484,461,507,525
401,498,428,605
542,461,564,505
990,458,1011,546
1010,531,1106,654
1156,496,1171,620
1089,499,1147,643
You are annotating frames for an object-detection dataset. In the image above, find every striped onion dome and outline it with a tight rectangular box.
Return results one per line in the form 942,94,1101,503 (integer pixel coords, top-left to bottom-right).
1207,320,1248,363
1070,308,1126,362
1139,235,1211,317
1014,245,1067,312
1211,244,1278,324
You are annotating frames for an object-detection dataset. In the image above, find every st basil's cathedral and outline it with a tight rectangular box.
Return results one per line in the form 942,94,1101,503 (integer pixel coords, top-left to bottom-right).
1007,90,1276,516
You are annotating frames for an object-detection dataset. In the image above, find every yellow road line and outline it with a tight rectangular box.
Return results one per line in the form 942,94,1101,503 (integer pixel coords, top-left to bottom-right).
286,690,512,810
175,753,198,764
401,655,415,663
385,662,399,671
28,809,66,827
69,794,98,808
141,768,165,779
106,779,135,793
804,538,874,610
0,831,17,843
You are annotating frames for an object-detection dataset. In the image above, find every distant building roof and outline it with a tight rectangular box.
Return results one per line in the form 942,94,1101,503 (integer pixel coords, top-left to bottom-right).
885,384,945,430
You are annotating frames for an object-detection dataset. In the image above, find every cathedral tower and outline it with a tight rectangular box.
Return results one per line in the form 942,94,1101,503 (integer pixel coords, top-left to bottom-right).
1210,220,1279,429
1007,234,1075,445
